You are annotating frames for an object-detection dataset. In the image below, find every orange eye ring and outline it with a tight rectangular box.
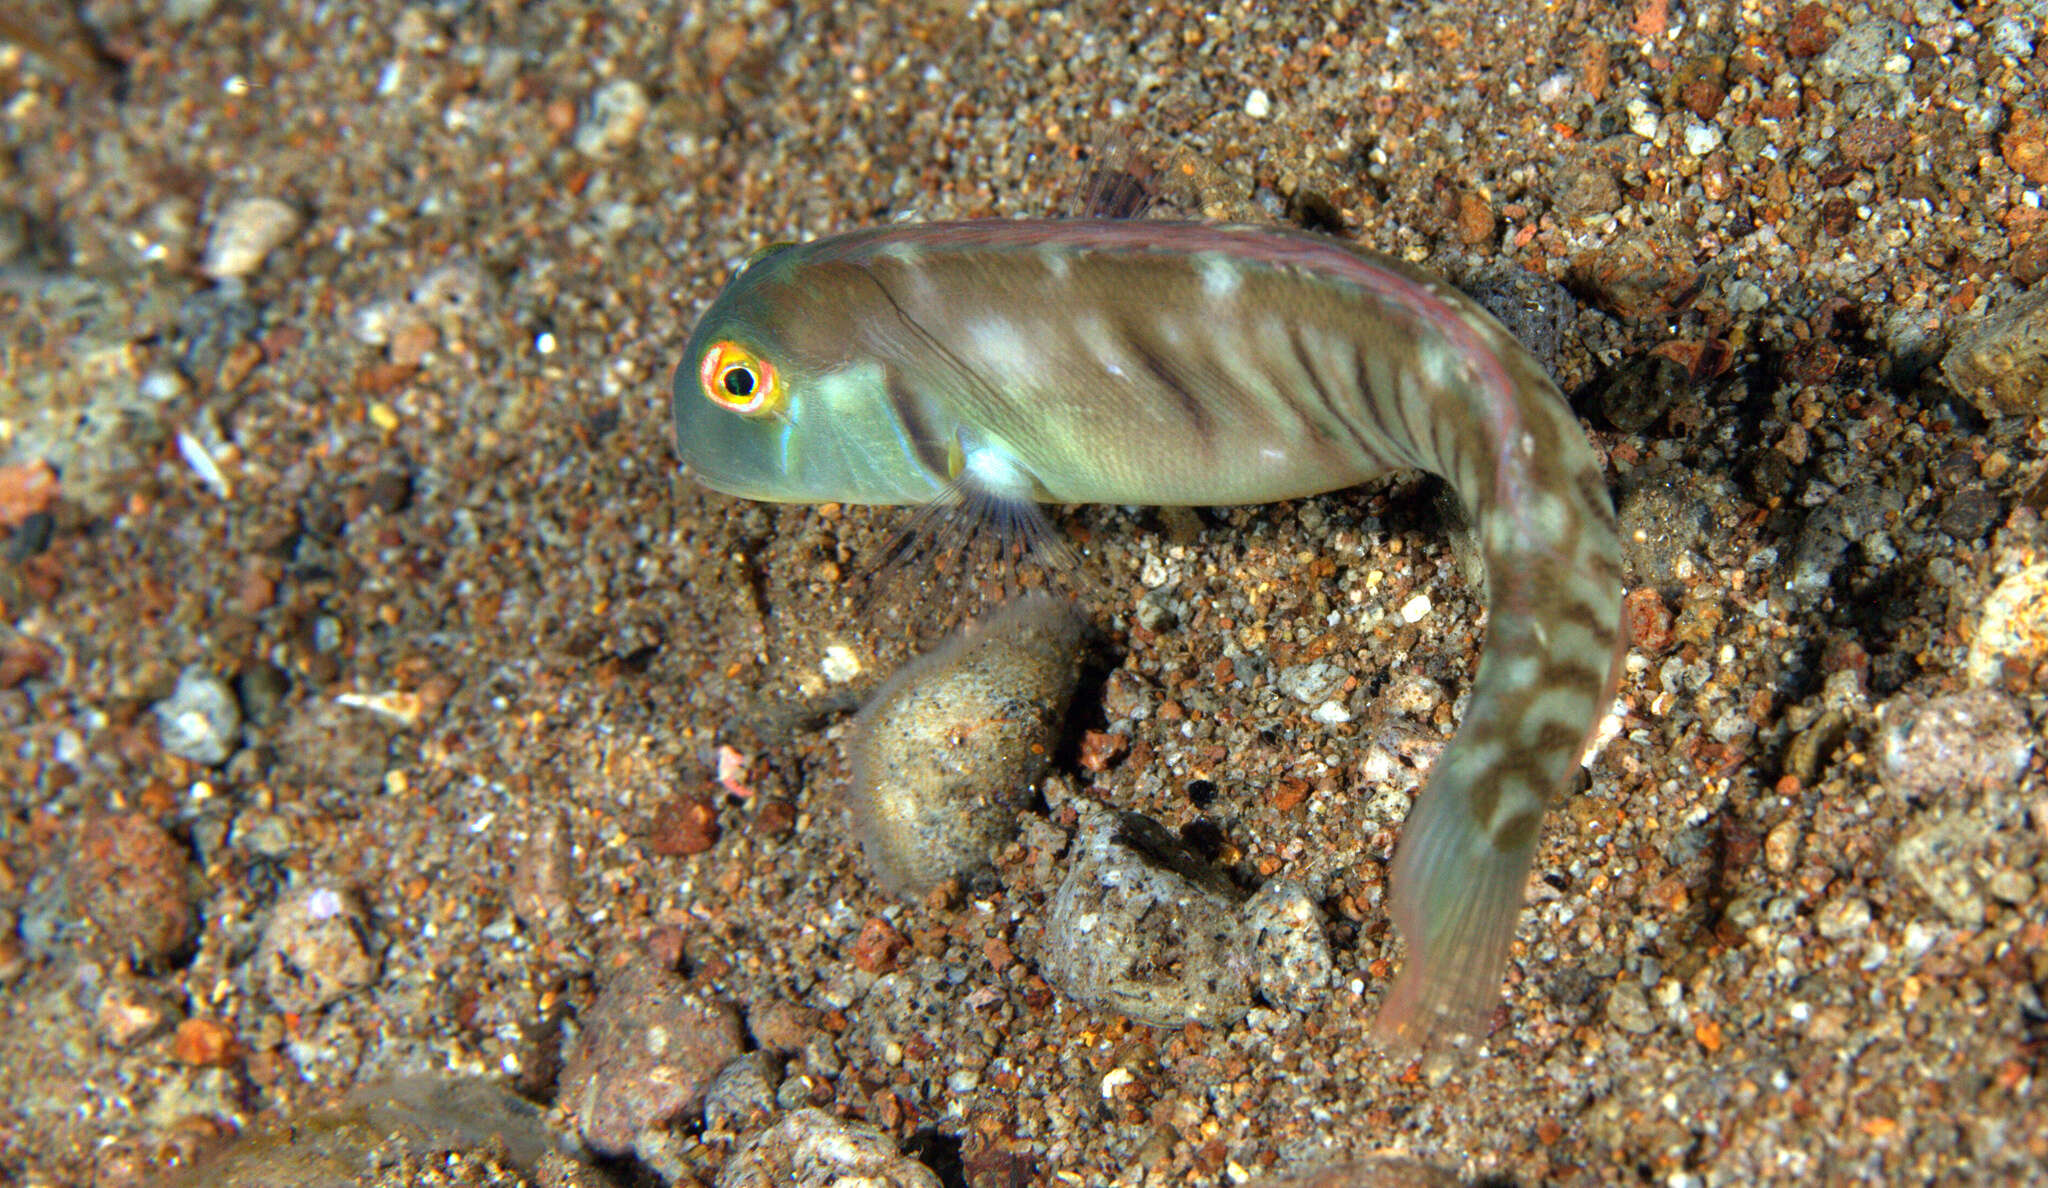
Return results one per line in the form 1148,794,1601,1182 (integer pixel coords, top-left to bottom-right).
699,341,782,416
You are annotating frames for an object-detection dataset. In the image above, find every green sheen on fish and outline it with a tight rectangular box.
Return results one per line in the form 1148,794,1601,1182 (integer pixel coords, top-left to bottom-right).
673,218,1624,1044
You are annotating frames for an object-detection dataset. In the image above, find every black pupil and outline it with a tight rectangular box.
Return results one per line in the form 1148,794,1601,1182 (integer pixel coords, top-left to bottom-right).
721,366,756,397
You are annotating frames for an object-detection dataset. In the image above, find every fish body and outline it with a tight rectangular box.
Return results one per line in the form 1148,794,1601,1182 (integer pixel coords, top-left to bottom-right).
674,218,1623,1040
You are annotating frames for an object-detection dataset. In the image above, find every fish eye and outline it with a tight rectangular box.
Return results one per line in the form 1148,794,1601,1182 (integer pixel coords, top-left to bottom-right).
699,340,782,416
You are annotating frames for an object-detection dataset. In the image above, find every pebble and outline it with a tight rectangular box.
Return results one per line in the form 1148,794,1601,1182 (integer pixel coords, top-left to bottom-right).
1041,810,1331,1028
95,975,181,1048
748,998,823,1053
1764,819,1801,874
847,595,1087,896
649,794,721,857
153,667,241,766
1876,690,2033,806
1966,562,2048,686
1240,878,1336,1012
1989,12,2038,59
714,1108,940,1188
1815,896,1872,941
2000,109,2048,186
1244,88,1271,119
1383,672,1446,719
1790,483,1902,602
1462,267,1579,377
1275,659,1348,705
1940,486,2002,541
1816,19,1911,83
511,807,578,937
199,197,302,280
172,1017,240,1067
1623,587,1675,655
1784,4,1838,58
1892,819,1990,926
560,957,743,1157
1244,1159,1462,1188
162,1076,566,1186
1941,286,2048,417
409,261,486,321
272,699,392,793
701,1052,779,1138
67,813,197,967
574,79,650,157
1616,465,1714,583
257,885,380,1014
1597,354,1689,435
1605,979,1657,1034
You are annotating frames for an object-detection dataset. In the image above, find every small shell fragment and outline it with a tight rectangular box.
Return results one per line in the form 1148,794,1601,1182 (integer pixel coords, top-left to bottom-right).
847,595,1087,896
201,196,302,279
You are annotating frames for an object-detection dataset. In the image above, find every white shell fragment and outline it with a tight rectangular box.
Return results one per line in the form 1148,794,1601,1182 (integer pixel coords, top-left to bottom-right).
201,196,303,279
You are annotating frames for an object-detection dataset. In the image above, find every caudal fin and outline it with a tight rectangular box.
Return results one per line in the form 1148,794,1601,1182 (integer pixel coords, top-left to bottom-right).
1375,764,1539,1048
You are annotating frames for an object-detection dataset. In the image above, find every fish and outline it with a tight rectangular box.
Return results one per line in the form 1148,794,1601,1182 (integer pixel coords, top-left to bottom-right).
671,217,1624,1043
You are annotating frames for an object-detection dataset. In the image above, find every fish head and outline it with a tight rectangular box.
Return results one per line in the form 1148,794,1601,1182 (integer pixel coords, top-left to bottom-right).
673,242,942,507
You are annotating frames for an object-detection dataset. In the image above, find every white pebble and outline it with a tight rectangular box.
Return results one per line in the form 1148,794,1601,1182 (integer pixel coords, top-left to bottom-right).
1244,88,1271,119
201,196,302,279
821,643,862,684
1683,121,1723,156
575,79,650,157
1311,699,1353,725
1399,593,1432,623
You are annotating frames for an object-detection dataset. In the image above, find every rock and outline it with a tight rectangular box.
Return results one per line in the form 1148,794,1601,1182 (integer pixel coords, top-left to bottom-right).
67,813,197,967
1463,267,1579,378
1605,979,1656,1034
715,1108,940,1188
1040,810,1332,1028
1275,660,1348,705
1240,878,1336,1012
1876,690,2033,806
560,958,743,1156
164,1076,563,1186
649,794,720,857
1815,896,1872,941
511,808,578,936
1816,19,1911,83
1965,563,2048,686
200,197,302,280
701,1052,778,1138
95,974,181,1047
257,885,379,1014
153,667,241,766
1942,286,2048,418
848,595,1087,896
1893,818,1991,926
1243,1159,1463,1188
1616,465,1715,584
574,79,650,157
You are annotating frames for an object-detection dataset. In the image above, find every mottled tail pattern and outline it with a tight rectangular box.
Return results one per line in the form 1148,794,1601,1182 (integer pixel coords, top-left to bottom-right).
1372,306,1624,1046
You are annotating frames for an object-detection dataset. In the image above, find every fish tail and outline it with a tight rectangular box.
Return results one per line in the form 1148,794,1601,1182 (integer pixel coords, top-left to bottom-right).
1377,735,1545,1046
1367,327,1624,1044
